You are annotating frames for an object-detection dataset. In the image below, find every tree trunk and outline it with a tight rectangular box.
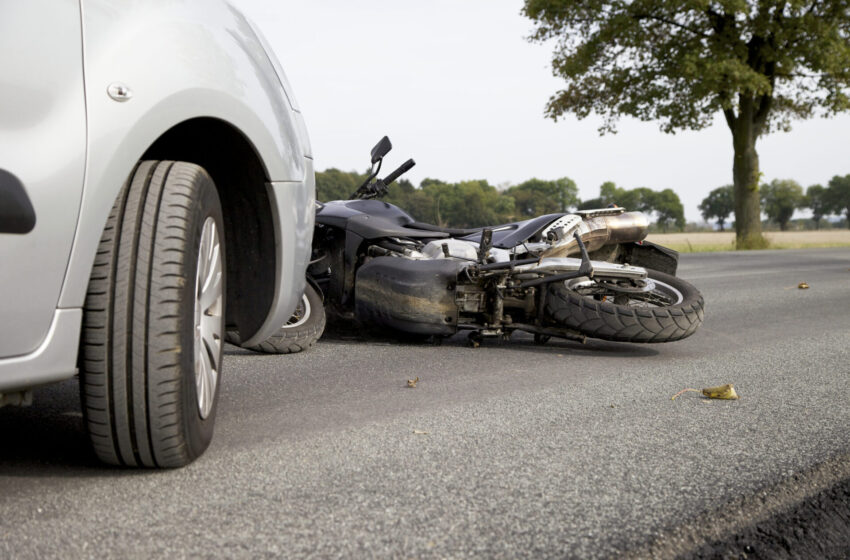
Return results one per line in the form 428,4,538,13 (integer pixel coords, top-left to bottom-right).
729,100,768,249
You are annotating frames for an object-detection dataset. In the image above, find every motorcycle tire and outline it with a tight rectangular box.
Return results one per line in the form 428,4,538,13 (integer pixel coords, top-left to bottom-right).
225,283,326,354
546,269,704,343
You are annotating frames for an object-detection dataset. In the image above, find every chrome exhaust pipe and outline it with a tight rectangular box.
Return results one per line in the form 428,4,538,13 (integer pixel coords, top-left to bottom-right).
541,211,650,258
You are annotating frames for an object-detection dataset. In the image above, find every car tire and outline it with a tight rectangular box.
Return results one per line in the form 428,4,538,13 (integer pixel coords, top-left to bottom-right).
80,161,225,467
224,283,326,354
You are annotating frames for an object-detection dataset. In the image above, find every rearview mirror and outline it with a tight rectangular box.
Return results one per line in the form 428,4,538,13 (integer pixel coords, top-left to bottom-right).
370,136,392,164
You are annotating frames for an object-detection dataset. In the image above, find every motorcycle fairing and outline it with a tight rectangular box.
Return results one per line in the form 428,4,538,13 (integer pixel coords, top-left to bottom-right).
354,257,464,335
317,199,448,239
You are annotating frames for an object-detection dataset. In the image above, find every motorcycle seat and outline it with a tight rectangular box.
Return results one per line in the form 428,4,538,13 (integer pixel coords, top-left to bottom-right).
406,221,482,236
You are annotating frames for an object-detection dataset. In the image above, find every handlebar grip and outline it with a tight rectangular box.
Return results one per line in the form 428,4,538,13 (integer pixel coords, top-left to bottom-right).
383,158,416,186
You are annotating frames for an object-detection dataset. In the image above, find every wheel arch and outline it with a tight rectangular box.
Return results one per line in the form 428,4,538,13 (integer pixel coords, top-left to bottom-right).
142,117,276,338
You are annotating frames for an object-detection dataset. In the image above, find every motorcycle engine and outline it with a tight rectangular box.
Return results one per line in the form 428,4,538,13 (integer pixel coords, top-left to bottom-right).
421,238,479,261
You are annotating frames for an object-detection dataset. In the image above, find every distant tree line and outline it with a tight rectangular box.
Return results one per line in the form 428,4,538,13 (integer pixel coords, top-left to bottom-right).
317,168,850,232
700,175,850,231
316,169,686,231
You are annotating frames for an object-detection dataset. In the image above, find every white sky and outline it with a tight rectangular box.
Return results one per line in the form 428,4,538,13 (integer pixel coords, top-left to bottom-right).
232,0,850,222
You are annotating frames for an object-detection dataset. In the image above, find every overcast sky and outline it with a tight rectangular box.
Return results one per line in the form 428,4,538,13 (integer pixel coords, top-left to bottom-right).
231,0,850,222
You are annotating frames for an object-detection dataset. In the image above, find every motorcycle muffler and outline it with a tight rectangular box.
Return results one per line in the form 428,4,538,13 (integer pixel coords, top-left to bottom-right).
540,210,650,258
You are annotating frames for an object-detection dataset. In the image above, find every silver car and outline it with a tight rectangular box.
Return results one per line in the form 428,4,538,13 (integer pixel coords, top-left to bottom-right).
0,0,315,467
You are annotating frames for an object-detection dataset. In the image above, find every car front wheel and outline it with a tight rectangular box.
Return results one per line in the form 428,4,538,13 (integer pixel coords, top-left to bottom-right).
80,160,225,467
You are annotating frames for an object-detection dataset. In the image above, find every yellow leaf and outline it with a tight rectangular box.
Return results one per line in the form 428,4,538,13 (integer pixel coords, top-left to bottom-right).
702,383,739,400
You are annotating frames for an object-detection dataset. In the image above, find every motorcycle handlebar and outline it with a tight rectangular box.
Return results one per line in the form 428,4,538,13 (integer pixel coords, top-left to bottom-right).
382,158,416,186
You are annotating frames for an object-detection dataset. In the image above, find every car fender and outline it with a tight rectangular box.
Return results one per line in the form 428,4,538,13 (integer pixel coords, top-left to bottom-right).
58,0,314,343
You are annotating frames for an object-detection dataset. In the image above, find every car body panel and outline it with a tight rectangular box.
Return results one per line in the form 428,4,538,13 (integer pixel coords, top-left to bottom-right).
0,310,82,392
245,161,315,346
60,0,311,310
0,0,313,390
0,0,87,357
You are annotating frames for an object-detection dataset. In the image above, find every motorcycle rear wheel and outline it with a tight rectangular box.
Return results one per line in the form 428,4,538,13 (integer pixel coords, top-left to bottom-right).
546,269,704,343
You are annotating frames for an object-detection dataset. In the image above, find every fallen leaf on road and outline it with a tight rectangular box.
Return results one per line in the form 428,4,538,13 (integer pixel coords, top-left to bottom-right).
702,383,739,400
407,376,419,388
412,430,429,435
672,383,740,401
798,282,809,289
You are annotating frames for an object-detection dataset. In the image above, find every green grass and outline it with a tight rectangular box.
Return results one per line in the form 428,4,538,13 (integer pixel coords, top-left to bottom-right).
662,241,850,253
647,231,850,253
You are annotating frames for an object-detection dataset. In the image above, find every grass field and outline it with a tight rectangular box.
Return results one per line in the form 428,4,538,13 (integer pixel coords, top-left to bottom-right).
645,230,850,252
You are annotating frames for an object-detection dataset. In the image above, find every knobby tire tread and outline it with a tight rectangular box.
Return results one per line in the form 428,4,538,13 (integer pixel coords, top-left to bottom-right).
546,269,704,343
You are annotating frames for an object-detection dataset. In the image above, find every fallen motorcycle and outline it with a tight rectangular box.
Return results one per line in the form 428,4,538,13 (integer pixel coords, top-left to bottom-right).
240,136,704,350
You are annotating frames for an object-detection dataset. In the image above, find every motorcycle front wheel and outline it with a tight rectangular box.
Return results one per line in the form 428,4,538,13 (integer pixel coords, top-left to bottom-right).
546,269,704,343
225,283,326,353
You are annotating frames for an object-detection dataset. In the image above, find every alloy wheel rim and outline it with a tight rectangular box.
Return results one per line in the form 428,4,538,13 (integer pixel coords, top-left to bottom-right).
194,217,223,419
283,294,311,328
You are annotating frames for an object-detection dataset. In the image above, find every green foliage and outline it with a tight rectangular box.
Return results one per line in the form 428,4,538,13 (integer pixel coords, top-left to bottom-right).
599,183,656,214
826,174,850,228
804,184,830,229
315,168,367,202
506,177,579,217
698,185,735,231
576,197,605,210
522,0,850,134
588,181,685,231
654,188,687,232
422,179,515,228
760,179,805,231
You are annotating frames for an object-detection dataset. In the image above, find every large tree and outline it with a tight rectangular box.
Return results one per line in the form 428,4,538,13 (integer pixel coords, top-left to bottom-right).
523,0,850,248
699,185,735,231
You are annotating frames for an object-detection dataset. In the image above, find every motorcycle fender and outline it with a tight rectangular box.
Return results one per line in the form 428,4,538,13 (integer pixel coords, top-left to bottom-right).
618,241,679,276
354,257,464,335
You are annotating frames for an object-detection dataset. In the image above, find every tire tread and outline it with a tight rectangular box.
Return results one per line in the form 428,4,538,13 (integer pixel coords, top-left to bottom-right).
546,269,704,343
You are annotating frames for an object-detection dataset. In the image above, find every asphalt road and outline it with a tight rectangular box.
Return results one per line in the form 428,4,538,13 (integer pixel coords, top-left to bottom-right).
1,248,849,558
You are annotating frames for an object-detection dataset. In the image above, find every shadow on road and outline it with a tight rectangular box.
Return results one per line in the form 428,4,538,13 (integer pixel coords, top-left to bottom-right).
309,326,661,359
5,333,658,472
0,379,128,477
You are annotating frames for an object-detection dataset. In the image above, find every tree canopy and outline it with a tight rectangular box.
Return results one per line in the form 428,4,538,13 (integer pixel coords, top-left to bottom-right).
699,185,735,231
760,178,805,230
506,177,579,217
315,170,686,231
804,184,830,229
826,174,850,227
523,0,850,247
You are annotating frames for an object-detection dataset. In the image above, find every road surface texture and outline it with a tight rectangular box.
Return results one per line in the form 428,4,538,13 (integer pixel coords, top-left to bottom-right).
1,248,848,559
